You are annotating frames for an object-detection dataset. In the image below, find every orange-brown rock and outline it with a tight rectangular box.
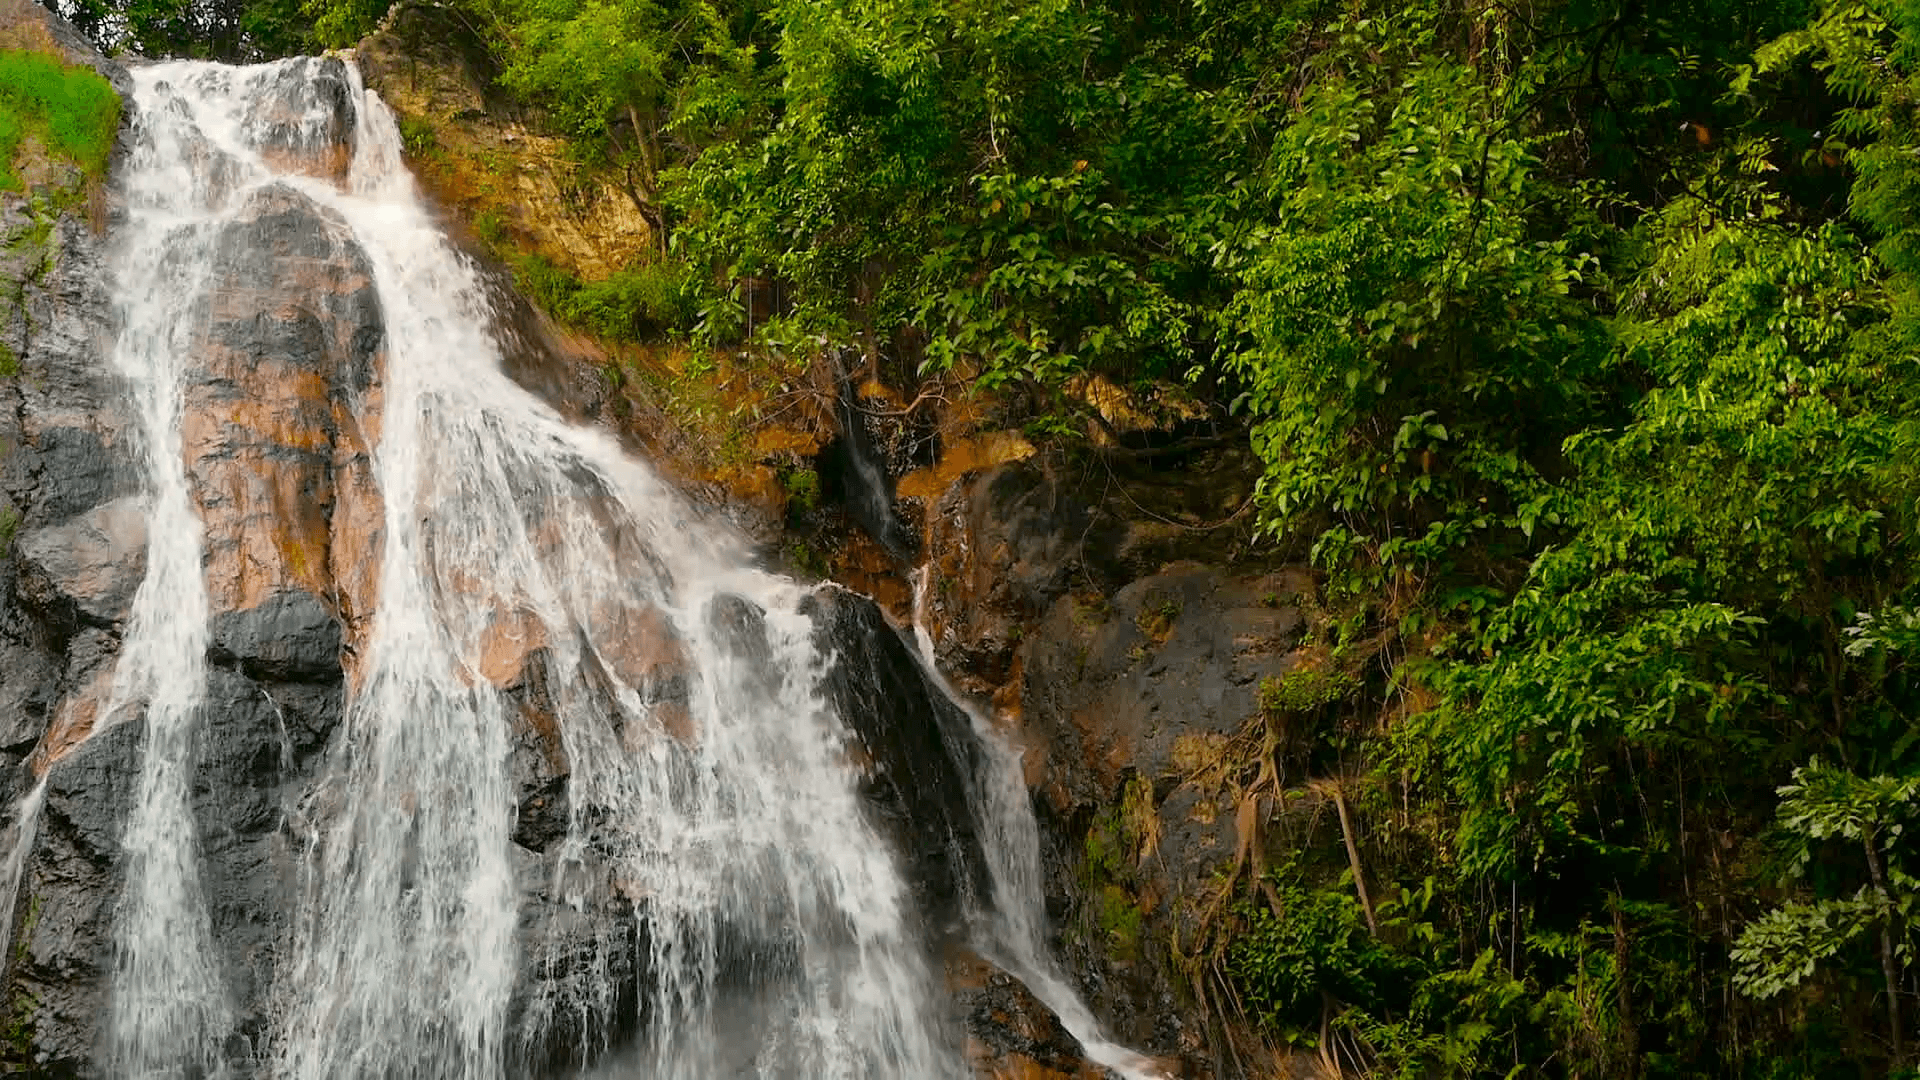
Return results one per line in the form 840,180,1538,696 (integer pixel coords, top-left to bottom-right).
327,383,385,659
180,182,385,677
477,607,549,688
352,8,652,281
585,597,686,691
26,665,113,777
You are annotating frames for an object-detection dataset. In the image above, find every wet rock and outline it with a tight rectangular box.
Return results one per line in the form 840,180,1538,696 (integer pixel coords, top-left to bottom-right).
1006,564,1309,1066
804,585,992,929
1024,564,1305,809
825,368,916,559
23,427,137,526
949,949,1113,1080
509,842,640,1075
28,653,113,775
14,495,146,636
0,638,56,752
921,461,1127,689
248,57,357,184
194,666,339,1043
13,716,141,1074
917,450,1265,695
186,182,384,622
11,659,344,1074
208,589,345,681
503,646,571,854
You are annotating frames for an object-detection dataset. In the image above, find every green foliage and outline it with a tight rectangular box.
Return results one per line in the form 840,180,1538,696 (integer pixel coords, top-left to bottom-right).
1733,760,1920,998
397,115,439,159
97,0,316,58
511,253,701,339
778,537,827,578
777,466,819,515
1228,871,1410,1034
42,0,1920,1071
1259,668,1359,714
1220,20,1606,587
0,50,119,192
303,0,382,50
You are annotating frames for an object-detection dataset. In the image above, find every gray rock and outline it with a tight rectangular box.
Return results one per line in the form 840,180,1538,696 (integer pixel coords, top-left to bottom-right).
1017,562,1307,1061
14,495,146,636
0,638,56,752
25,427,133,526
207,590,344,682
15,715,141,1073
803,585,992,931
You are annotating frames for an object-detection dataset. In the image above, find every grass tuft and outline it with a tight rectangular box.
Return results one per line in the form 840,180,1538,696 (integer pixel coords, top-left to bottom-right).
0,50,119,192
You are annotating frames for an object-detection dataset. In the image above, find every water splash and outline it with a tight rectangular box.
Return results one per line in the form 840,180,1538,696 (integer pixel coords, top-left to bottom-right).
911,566,1167,1080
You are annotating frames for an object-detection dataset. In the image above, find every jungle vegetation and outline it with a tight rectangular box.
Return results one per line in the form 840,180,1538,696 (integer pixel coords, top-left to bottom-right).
47,0,1920,1074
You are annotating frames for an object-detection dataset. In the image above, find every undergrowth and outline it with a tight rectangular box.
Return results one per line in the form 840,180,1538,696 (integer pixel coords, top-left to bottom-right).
0,50,117,192
511,252,701,342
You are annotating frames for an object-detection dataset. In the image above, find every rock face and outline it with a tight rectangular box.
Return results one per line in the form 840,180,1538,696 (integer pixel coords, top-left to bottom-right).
0,11,133,1074
186,179,385,651
903,446,1324,1077
354,2,654,280
805,586,992,929
950,949,1112,1080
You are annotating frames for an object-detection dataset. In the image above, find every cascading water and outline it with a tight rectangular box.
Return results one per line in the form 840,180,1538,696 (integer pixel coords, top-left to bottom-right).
103,60,262,1075
94,54,965,1079
0,780,45,974
910,569,1165,1080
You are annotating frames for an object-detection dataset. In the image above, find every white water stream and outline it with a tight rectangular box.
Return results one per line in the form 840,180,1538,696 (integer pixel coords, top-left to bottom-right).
910,569,1165,1080
55,52,1149,1080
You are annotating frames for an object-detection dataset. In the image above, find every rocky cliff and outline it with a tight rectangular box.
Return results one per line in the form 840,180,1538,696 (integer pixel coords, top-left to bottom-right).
0,12,1105,1077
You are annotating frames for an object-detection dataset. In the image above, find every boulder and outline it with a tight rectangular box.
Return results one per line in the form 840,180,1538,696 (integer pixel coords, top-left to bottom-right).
208,589,345,683
186,182,383,624
949,949,1114,1080
804,585,993,929
14,495,146,635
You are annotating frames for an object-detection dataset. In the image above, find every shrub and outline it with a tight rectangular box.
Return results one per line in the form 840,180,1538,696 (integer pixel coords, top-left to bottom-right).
512,253,701,341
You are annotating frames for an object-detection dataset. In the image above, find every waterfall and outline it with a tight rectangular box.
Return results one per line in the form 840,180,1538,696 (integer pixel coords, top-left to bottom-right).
910,569,1165,1080
104,59,262,1075
93,56,956,1079
0,780,45,971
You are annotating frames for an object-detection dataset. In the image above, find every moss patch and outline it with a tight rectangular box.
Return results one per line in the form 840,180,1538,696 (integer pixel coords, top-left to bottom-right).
0,50,118,192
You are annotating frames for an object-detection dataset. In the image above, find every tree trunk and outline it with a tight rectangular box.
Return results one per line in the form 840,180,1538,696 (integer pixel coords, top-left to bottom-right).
1331,784,1377,936
1865,834,1905,1065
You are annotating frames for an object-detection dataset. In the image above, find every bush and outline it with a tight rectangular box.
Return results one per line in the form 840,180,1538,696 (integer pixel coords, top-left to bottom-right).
512,253,701,341
1227,871,1414,1034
